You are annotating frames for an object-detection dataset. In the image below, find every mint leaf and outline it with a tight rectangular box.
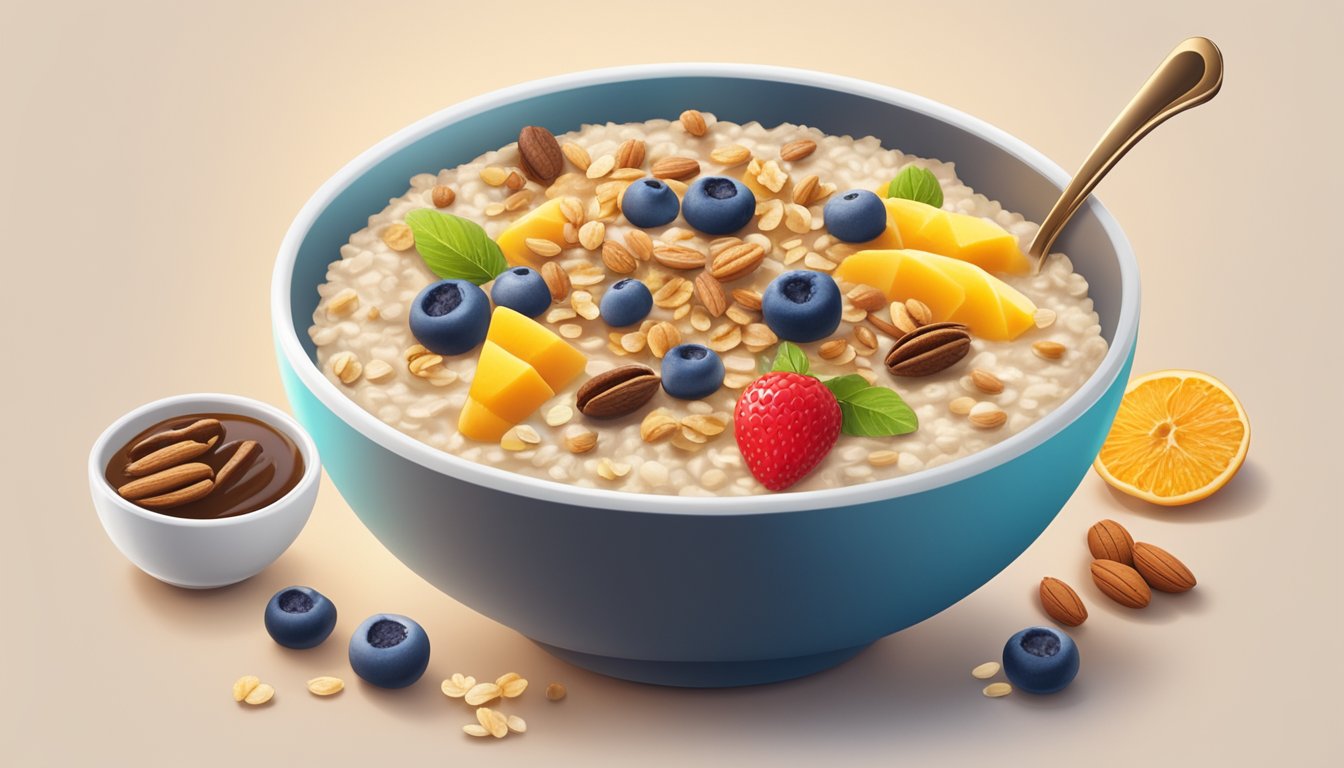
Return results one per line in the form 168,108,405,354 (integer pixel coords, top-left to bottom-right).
886,166,944,208
835,386,918,437
823,374,869,401
770,342,810,375
405,209,508,285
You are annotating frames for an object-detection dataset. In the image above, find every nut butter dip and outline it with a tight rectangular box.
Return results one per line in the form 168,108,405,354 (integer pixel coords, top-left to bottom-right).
103,413,304,520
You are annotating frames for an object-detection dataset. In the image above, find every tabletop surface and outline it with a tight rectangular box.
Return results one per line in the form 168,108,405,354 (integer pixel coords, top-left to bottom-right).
2,1,1339,765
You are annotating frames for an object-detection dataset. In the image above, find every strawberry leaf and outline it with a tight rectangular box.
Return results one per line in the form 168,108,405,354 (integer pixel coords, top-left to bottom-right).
770,342,810,375
834,386,918,437
823,374,869,401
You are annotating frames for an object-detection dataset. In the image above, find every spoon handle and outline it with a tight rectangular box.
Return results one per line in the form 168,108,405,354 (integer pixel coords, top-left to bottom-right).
1028,37,1224,266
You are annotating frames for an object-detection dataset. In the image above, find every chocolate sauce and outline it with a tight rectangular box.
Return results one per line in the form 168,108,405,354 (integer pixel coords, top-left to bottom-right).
104,412,304,520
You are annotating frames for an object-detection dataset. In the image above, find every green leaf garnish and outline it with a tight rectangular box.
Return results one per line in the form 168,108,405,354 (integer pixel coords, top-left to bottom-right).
832,385,919,437
822,374,870,402
886,166,944,208
770,342,810,375
405,209,508,285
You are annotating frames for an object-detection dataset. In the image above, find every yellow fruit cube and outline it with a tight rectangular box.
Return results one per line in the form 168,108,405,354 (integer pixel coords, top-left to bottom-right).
835,249,1037,340
882,198,1030,275
495,197,568,268
860,222,904,251
889,252,967,321
932,257,1010,340
833,250,902,297
485,306,587,392
465,341,554,424
457,397,516,443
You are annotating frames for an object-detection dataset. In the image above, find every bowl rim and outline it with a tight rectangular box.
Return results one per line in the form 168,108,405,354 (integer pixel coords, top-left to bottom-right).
271,63,1139,516
89,392,322,528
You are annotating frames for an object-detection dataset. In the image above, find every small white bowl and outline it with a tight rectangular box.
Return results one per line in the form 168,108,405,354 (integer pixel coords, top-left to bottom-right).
89,393,321,589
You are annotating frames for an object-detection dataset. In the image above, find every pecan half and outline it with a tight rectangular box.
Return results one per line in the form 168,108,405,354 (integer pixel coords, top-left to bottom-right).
576,365,661,419
128,418,223,460
884,322,972,377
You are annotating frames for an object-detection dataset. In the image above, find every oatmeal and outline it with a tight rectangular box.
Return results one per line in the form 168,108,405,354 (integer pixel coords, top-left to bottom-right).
308,113,1108,496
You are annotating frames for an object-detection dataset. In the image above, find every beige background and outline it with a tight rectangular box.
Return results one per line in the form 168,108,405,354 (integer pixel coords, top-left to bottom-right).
2,0,1339,764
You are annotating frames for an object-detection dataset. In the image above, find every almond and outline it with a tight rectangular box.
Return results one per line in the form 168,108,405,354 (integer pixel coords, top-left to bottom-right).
431,185,456,207
779,139,817,162
651,156,700,181
517,126,563,182
970,369,1005,395
694,272,728,318
1132,542,1197,593
652,244,706,270
615,138,645,169
1039,577,1088,626
541,262,570,301
679,109,707,137
601,240,637,274
1086,518,1134,565
709,242,766,282
791,174,819,205
846,285,886,312
1090,560,1151,608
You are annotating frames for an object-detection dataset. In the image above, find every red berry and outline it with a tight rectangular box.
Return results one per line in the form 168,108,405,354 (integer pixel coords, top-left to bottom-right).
733,372,842,491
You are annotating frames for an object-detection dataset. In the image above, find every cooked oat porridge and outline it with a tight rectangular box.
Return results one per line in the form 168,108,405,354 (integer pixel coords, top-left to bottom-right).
309,112,1109,496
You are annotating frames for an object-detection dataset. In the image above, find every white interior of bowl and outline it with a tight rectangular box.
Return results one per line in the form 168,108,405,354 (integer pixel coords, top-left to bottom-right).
271,64,1139,515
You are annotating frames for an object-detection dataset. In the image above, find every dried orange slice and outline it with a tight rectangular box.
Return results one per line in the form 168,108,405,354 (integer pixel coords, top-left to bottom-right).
1094,370,1249,506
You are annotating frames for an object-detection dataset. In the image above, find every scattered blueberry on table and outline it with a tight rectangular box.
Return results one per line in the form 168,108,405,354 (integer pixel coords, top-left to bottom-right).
409,279,491,356
682,176,756,235
621,178,681,228
823,189,888,243
348,613,431,689
263,586,338,650
761,270,842,343
600,278,653,327
490,267,552,318
661,344,725,400
1002,626,1079,694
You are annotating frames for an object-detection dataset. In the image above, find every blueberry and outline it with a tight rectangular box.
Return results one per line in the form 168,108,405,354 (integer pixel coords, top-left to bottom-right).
348,613,431,689
263,586,337,650
1002,626,1080,694
621,177,680,228
408,279,491,356
823,189,888,243
761,270,842,343
682,176,756,235
661,344,725,400
490,266,551,318
599,278,653,327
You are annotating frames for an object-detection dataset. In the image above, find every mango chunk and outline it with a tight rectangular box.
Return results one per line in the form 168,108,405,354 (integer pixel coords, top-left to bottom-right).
495,197,568,268
465,341,554,424
485,306,587,392
859,222,904,251
882,198,1031,275
835,249,1037,341
458,397,516,443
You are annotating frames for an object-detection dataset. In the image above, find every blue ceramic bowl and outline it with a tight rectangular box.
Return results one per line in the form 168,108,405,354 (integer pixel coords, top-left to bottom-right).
272,65,1139,687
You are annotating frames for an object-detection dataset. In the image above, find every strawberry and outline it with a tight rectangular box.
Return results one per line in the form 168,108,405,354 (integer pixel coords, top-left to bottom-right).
733,371,842,491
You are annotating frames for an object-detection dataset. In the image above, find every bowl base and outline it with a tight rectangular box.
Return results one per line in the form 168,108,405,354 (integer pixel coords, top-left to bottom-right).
533,640,872,688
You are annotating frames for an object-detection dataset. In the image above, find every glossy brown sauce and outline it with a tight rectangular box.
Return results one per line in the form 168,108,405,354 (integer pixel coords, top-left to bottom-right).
104,412,304,520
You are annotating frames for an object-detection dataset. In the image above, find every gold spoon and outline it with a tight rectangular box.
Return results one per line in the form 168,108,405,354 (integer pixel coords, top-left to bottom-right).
1028,37,1224,270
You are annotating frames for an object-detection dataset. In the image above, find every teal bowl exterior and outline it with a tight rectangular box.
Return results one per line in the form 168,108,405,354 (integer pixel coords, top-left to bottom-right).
273,65,1139,687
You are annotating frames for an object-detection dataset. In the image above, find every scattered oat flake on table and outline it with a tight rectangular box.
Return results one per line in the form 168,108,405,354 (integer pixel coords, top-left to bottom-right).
442,673,477,698
243,683,275,706
477,707,510,738
232,675,261,702
982,682,1013,698
463,724,491,738
465,681,502,705
495,672,529,698
306,676,344,696
971,662,1001,680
